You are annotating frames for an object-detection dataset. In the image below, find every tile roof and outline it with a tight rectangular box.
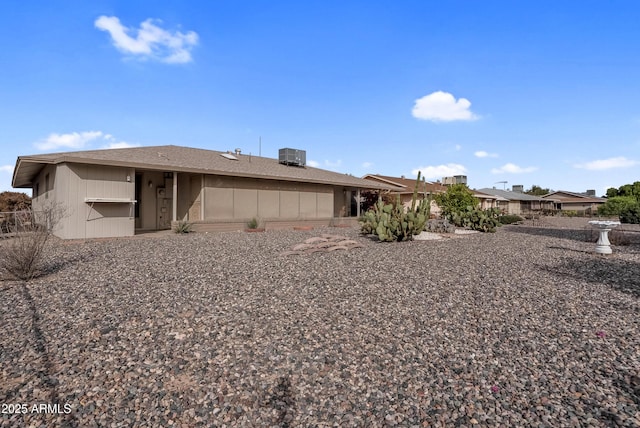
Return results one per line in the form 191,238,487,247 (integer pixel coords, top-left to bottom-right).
12,145,396,190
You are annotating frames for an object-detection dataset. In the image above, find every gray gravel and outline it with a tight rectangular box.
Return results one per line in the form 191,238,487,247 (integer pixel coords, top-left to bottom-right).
1,218,639,427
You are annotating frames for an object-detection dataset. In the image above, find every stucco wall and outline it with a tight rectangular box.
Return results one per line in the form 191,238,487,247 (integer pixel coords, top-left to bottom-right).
36,163,135,239
203,175,334,221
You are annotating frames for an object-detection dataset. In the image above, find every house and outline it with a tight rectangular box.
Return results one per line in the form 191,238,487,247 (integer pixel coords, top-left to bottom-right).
11,145,395,239
477,188,555,215
472,189,501,210
361,174,448,216
541,190,606,214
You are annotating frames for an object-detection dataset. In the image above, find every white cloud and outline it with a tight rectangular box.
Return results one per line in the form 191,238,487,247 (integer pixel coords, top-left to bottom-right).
34,131,137,152
475,150,498,158
35,131,104,151
307,160,320,168
412,91,479,122
411,163,467,180
361,161,373,168
104,141,140,149
95,16,198,64
573,156,638,171
323,159,342,169
0,165,14,174
491,163,537,174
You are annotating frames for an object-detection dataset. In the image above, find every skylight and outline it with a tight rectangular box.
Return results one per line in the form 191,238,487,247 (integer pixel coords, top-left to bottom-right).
220,153,238,161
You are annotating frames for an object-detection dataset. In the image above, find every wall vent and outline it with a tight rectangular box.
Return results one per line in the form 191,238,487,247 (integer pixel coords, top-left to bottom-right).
278,148,306,167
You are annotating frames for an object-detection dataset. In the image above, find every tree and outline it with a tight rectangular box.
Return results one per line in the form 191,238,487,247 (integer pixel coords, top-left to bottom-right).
605,187,619,198
433,184,478,219
0,191,31,212
524,185,551,196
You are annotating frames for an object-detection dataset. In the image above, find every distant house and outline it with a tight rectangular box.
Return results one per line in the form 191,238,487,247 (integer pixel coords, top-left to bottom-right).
477,188,555,215
472,190,501,210
542,190,606,214
12,145,394,239
361,174,447,216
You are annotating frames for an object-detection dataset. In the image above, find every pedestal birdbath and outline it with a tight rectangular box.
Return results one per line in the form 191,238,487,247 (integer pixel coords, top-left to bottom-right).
588,220,621,254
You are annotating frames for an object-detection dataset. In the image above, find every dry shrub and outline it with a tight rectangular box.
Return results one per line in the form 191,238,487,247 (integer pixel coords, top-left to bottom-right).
0,202,66,281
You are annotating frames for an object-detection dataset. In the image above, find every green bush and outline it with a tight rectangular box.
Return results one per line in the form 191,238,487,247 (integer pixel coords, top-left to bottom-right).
433,184,478,220
598,196,638,217
562,210,578,217
360,173,430,241
619,204,640,224
498,214,523,225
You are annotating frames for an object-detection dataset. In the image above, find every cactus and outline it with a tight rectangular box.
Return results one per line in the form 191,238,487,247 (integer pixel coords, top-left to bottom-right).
359,172,430,241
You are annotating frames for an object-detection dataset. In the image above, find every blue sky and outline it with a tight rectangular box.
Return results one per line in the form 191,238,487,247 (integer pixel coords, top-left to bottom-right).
2,1,640,195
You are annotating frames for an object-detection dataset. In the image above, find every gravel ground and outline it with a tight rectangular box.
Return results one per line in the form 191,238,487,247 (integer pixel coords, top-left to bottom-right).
1,217,639,427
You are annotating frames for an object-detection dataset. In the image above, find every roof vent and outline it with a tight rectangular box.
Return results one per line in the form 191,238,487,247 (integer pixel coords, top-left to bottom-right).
279,148,306,167
235,148,241,156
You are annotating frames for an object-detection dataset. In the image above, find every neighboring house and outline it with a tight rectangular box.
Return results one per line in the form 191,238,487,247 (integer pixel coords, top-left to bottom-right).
12,145,394,239
541,190,606,214
477,188,555,215
472,190,501,210
361,174,447,216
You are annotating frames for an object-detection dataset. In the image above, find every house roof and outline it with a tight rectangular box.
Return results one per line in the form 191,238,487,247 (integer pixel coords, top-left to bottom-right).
12,145,396,190
472,189,501,201
542,190,606,203
477,188,549,201
362,174,448,194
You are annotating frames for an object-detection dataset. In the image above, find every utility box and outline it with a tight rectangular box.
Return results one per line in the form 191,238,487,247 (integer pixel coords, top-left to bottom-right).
279,148,306,167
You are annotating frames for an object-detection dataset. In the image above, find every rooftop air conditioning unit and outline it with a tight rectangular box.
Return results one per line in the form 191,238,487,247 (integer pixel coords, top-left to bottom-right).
278,148,306,167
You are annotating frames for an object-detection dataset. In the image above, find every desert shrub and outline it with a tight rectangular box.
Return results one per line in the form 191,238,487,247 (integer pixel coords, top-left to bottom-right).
173,220,193,234
562,210,578,217
360,172,430,241
498,214,524,225
0,202,66,281
619,204,640,224
247,217,259,229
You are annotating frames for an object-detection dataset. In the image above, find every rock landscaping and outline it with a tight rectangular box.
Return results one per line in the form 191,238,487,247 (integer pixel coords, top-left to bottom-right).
1,218,639,426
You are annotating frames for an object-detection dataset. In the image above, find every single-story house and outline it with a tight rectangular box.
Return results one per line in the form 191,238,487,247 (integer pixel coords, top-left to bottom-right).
541,190,606,214
361,174,447,216
12,145,395,239
477,188,555,215
472,190,501,210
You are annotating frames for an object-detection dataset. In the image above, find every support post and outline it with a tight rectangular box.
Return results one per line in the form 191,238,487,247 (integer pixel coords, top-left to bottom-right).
172,172,178,222
356,188,361,217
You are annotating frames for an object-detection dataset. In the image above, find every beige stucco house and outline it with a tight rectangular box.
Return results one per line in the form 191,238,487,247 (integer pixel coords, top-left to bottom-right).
477,188,555,215
362,174,448,216
12,145,393,239
542,190,606,214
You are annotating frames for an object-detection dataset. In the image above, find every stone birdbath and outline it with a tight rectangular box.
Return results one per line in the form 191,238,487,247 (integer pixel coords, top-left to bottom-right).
588,220,621,254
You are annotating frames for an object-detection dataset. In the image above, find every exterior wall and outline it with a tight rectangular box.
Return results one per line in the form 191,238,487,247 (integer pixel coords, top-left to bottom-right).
203,175,335,221
39,163,135,239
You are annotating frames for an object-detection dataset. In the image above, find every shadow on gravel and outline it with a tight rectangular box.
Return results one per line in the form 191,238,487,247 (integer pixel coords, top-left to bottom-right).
506,225,640,246
20,282,79,427
504,225,593,243
539,257,640,298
